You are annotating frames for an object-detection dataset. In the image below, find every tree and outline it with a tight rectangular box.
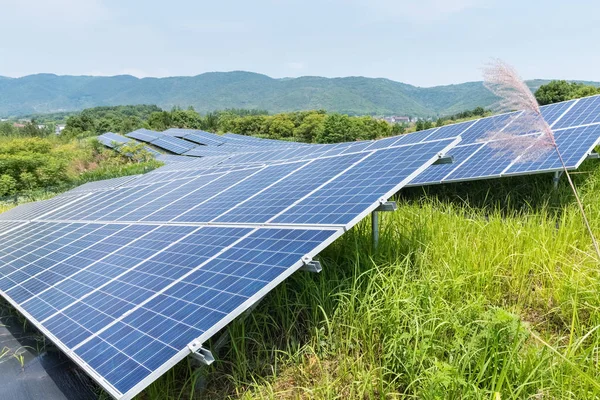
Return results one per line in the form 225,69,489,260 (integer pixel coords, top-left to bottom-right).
316,114,353,143
267,114,295,139
0,174,17,197
147,111,172,131
293,113,325,143
391,123,406,135
535,80,577,105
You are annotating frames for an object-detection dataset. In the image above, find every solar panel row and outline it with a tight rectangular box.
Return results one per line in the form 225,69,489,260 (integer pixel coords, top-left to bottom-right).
0,135,460,400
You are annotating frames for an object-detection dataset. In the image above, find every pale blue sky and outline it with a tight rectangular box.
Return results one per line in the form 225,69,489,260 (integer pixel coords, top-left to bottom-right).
1,0,599,86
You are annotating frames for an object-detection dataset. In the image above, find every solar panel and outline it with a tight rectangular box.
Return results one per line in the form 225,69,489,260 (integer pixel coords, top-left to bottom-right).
97,133,162,158
553,95,600,129
405,95,600,187
126,129,162,143
163,128,225,147
223,133,306,147
182,147,237,157
97,133,130,148
0,135,459,400
150,136,196,155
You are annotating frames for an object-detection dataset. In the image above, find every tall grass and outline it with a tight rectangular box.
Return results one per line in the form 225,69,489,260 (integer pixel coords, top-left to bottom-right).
135,160,600,400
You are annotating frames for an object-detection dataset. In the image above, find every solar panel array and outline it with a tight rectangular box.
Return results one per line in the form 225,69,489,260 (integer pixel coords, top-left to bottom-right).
98,133,161,157
0,132,460,400
3,95,600,399
407,95,600,186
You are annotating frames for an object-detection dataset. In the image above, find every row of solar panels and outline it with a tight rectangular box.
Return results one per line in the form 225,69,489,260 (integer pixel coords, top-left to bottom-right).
0,135,459,400
99,95,600,186
1,95,600,400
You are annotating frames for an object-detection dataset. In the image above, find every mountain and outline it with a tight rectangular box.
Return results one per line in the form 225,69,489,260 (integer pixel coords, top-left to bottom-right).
0,72,598,118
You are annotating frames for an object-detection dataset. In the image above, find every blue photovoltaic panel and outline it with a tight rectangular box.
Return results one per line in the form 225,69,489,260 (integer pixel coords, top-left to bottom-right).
407,143,484,186
72,227,339,396
0,194,85,222
172,162,305,223
442,141,517,182
150,136,196,154
182,147,235,157
97,133,130,148
458,113,516,145
505,125,600,175
423,120,478,142
215,152,369,223
126,129,162,143
406,96,600,186
394,127,441,145
61,176,141,195
272,139,459,225
0,221,27,236
163,128,225,147
541,99,578,126
553,95,600,129
142,167,264,222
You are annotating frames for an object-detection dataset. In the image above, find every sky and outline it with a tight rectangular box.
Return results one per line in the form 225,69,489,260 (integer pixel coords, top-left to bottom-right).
1,0,599,87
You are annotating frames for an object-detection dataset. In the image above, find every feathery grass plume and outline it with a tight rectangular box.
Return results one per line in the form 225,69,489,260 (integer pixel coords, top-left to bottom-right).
481,59,600,261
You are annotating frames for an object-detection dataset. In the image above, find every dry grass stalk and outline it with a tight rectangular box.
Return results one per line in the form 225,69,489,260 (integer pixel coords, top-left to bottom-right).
481,59,600,261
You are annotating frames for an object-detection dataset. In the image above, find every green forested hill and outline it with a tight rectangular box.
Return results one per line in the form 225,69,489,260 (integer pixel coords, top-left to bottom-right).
0,71,598,117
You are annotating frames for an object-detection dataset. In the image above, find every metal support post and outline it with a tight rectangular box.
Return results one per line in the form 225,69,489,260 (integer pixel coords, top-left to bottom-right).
371,200,397,250
372,210,379,249
553,171,563,190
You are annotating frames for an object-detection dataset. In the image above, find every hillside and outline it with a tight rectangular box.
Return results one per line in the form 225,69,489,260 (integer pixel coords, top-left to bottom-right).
0,72,598,118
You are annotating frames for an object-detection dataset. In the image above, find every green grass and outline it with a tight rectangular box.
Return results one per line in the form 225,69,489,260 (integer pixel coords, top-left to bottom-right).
128,160,600,400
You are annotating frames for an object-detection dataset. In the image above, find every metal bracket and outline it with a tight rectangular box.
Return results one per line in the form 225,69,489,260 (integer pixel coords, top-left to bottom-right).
374,201,397,212
433,154,454,165
300,256,322,273
188,341,214,366
587,152,599,160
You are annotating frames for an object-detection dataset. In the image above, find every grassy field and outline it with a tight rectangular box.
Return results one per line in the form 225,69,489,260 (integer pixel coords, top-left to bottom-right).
125,160,600,400
2,146,600,399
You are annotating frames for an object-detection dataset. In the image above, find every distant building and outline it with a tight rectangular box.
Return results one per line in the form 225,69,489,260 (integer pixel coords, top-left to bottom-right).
381,116,411,124
55,124,66,134
391,116,410,123
13,123,25,128
37,124,46,130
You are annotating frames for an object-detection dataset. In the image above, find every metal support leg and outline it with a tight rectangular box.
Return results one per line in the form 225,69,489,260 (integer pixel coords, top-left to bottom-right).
371,200,397,250
372,210,379,250
553,171,562,190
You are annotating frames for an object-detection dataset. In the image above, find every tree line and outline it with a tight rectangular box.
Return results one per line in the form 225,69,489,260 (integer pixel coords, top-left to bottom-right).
60,106,405,144
534,80,600,105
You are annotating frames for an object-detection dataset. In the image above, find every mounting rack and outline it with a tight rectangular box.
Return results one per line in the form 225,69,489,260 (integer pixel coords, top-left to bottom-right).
372,200,398,249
